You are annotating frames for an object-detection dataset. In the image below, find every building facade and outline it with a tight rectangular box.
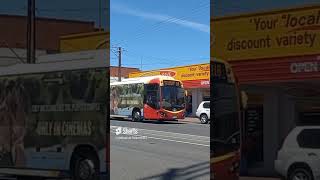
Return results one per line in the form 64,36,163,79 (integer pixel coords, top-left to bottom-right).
0,14,102,67
110,67,140,83
212,5,320,176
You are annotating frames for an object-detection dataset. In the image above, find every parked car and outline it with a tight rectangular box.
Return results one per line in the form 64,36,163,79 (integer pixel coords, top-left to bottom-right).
275,126,320,180
196,101,210,124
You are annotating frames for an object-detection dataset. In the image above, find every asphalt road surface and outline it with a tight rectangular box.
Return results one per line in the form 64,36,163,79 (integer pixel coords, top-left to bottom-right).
110,118,210,180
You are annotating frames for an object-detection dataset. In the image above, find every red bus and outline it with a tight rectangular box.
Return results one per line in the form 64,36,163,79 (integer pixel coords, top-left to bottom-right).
110,76,186,121
210,59,247,180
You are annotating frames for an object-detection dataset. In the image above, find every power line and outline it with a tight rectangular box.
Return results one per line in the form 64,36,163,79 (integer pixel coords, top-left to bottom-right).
114,1,209,47
123,49,209,64
35,8,109,12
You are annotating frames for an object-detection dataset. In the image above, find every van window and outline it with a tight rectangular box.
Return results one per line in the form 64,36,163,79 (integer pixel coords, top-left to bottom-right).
297,129,320,149
203,102,210,109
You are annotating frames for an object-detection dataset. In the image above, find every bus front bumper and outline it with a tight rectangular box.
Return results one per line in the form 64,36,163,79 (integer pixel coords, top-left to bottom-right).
158,110,185,120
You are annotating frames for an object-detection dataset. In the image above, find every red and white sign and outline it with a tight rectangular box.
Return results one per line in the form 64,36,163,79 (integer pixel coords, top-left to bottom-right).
159,70,177,77
290,62,319,73
182,79,210,89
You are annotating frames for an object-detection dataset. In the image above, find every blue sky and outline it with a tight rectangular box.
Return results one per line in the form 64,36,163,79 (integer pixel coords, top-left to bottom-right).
0,0,109,30
212,0,320,17
110,0,210,71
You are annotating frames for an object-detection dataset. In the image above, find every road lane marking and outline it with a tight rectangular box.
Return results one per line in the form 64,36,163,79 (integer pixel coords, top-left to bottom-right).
111,126,209,139
133,132,209,142
142,135,210,147
111,129,209,143
111,126,210,147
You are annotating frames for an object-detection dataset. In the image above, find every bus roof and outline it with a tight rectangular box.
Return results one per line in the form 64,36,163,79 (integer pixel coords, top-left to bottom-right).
211,58,229,64
211,58,232,69
0,58,108,77
110,75,176,85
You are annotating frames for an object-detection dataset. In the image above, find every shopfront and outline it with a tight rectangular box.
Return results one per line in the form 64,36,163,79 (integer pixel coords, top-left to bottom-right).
129,63,210,116
231,55,320,176
212,5,320,176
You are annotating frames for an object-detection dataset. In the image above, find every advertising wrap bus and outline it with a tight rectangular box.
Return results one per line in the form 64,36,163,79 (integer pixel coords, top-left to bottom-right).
0,59,108,180
210,59,247,180
110,76,186,121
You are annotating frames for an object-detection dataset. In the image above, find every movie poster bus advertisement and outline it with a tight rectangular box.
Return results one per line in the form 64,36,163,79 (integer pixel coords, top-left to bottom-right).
0,67,107,180
110,83,144,117
110,76,186,121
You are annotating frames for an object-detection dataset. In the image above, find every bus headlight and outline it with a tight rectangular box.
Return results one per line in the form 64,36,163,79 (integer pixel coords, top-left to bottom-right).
229,161,239,173
159,111,166,118
229,166,234,173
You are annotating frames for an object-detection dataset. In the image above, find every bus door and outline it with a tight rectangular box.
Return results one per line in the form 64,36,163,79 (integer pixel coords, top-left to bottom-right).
0,89,14,167
28,75,68,170
144,84,160,119
0,80,28,168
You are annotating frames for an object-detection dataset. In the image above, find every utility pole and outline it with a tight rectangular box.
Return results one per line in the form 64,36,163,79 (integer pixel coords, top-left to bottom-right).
27,0,36,64
98,0,102,30
118,47,122,82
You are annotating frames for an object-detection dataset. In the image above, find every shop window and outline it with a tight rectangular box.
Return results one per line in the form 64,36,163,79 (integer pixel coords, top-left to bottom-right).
203,96,210,101
297,129,320,149
299,112,320,126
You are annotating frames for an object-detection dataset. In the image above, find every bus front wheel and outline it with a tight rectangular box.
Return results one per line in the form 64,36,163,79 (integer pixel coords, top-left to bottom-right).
132,109,142,122
72,150,99,180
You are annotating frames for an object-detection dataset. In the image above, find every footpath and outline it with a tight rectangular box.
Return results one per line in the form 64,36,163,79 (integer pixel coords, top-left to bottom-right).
240,177,281,180
179,117,202,124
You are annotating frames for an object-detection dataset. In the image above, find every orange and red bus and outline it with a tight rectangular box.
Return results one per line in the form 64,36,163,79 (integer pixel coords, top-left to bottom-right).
110,76,186,121
210,59,247,180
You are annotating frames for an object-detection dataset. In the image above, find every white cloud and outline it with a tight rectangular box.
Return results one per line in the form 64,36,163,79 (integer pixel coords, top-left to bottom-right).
111,3,209,34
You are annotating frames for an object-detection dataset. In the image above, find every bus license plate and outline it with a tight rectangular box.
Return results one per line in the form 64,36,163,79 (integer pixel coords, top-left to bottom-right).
173,116,177,119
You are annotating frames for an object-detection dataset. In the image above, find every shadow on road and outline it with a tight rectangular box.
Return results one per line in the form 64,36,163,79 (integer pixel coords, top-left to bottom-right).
111,118,185,125
139,161,210,180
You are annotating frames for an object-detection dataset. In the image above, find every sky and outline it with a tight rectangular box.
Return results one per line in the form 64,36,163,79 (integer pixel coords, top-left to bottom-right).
2,1,320,71
0,0,109,30
110,0,210,71
212,0,320,17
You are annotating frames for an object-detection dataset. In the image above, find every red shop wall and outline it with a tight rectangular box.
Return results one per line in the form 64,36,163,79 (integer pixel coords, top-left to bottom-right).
182,79,210,89
229,54,320,84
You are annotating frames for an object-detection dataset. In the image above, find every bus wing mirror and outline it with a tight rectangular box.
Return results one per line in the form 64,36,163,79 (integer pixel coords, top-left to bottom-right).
241,91,248,109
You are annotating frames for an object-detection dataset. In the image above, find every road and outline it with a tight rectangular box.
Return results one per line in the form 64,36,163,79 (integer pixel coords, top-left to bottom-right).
110,118,210,180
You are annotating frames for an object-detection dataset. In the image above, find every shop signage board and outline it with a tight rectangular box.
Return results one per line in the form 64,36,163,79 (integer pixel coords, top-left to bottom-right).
290,60,320,73
60,31,109,52
129,63,210,88
212,5,320,61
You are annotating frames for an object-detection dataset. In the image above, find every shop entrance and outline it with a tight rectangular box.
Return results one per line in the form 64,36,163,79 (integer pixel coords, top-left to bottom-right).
186,94,192,117
283,81,320,126
297,103,320,126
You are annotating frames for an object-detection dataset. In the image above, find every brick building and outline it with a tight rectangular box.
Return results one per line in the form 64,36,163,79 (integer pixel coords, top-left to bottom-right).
110,66,140,82
0,14,100,52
